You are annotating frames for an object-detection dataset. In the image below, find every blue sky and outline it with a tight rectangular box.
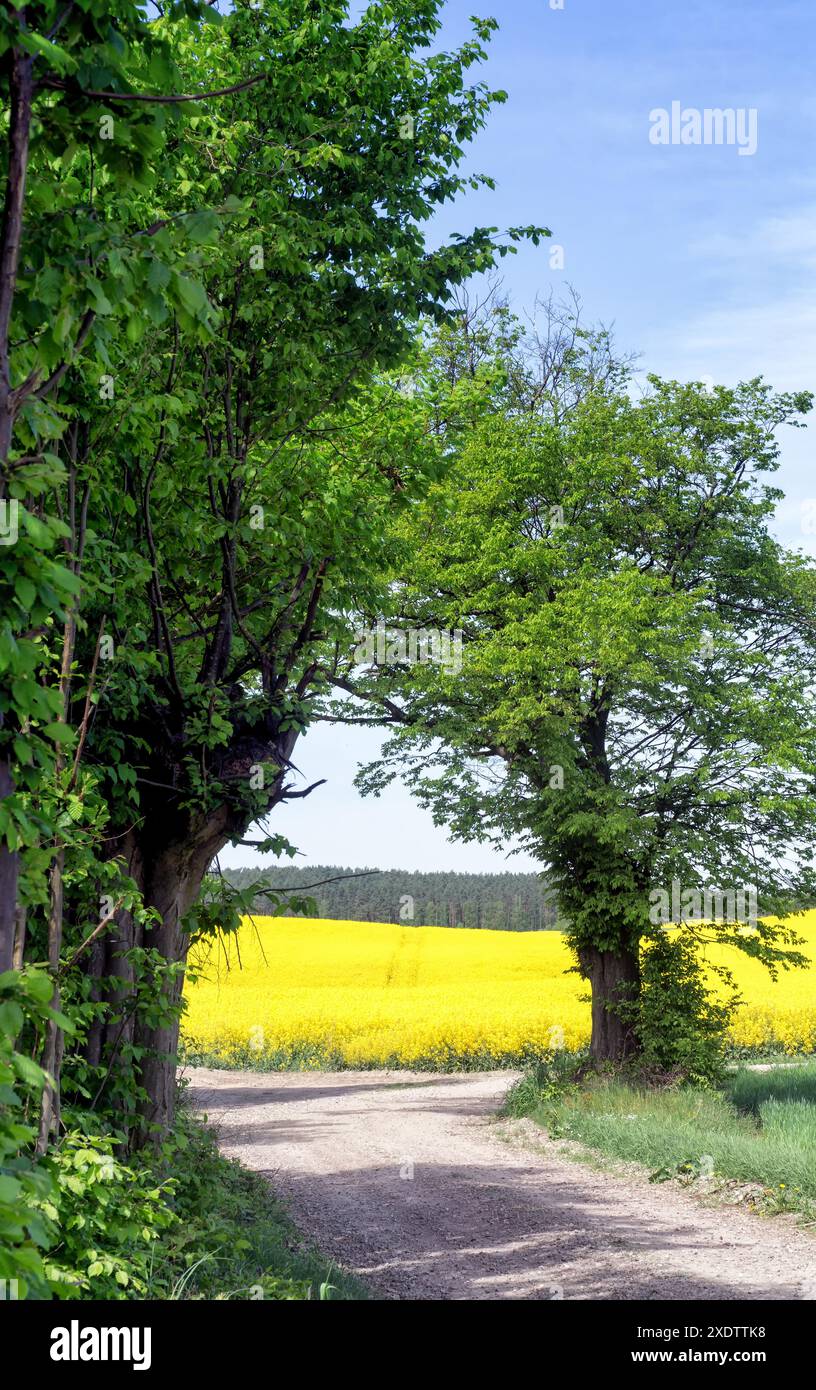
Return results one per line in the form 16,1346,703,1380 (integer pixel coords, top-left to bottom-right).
222,0,816,876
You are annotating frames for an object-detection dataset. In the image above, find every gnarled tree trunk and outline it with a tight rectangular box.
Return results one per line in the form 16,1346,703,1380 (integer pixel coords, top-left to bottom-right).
86,812,236,1145
81,716,304,1144
132,819,233,1144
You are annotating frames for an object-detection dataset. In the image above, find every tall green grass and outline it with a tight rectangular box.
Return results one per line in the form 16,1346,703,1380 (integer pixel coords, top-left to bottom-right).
727,1065,816,1114
509,1063,816,1208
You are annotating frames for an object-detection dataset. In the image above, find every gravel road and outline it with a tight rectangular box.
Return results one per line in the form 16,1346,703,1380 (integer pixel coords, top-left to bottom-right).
187,1067,816,1301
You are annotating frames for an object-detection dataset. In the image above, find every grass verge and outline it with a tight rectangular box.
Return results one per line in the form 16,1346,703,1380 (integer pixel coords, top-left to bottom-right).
181,1042,816,1073
504,1060,816,1220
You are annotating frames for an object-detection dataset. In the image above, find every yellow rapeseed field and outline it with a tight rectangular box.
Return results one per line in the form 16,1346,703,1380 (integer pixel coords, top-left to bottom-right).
181,913,816,1069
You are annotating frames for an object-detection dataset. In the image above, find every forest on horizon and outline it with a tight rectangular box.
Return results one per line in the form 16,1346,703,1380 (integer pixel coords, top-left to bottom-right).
222,865,560,931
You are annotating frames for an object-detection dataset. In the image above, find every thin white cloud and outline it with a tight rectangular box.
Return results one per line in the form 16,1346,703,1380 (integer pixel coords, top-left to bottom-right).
689,205,816,269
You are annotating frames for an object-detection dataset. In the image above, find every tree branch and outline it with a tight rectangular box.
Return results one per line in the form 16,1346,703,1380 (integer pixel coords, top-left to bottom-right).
37,74,267,105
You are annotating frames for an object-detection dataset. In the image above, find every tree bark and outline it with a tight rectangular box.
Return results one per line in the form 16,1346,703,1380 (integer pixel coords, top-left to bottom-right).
132,839,216,1144
12,903,26,969
82,933,107,1070
36,849,65,1153
127,807,243,1146
86,720,303,1144
579,943,641,1062
0,46,34,972
0,45,33,455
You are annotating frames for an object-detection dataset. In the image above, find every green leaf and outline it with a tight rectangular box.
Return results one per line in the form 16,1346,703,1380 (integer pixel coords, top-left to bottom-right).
0,1176,22,1204
16,31,77,73
14,576,36,610
173,275,209,317
23,971,55,1004
0,1001,24,1037
41,722,74,745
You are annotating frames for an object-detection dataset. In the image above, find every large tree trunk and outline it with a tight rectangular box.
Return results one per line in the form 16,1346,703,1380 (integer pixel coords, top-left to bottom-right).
85,724,302,1145
122,788,264,1146
579,943,641,1062
132,830,224,1144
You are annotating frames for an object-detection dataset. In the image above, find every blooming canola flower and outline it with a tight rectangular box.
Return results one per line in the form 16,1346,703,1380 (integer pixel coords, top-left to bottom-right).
182,914,816,1069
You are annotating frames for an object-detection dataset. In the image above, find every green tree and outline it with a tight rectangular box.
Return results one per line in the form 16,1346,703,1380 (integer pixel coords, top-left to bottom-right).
327,304,816,1061
0,0,254,1157
7,2,546,1139
0,0,225,965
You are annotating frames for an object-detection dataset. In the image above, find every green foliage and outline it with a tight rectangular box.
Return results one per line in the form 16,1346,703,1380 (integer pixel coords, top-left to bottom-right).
11,1108,365,1301
330,300,816,1051
11,1104,365,1301
2,0,542,1157
516,1066,816,1219
60,946,186,1127
502,1049,584,1117
0,970,61,1299
54,0,545,877
1,0,216,792
187,869,318,946
41,1133,177,1299
633,932,738,1086
0,0,545,1297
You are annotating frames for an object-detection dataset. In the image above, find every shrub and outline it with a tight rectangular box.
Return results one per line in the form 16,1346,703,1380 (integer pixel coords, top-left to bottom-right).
40,1133,177,1299
635,931,738,1086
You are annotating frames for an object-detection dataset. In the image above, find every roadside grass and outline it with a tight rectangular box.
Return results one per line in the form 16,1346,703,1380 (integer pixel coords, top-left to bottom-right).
728,1065,816,1113
148,1107,369,1301
504,1061,816,1217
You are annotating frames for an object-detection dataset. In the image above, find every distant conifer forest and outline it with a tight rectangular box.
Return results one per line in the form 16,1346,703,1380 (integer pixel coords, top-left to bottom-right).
223,865,560,931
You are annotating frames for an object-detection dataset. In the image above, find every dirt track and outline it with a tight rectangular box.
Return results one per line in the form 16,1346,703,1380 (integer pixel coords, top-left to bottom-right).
187,1068,816,1301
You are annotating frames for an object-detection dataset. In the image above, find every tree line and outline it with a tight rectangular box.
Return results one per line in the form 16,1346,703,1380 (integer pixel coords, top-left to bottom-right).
223,864,560,931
